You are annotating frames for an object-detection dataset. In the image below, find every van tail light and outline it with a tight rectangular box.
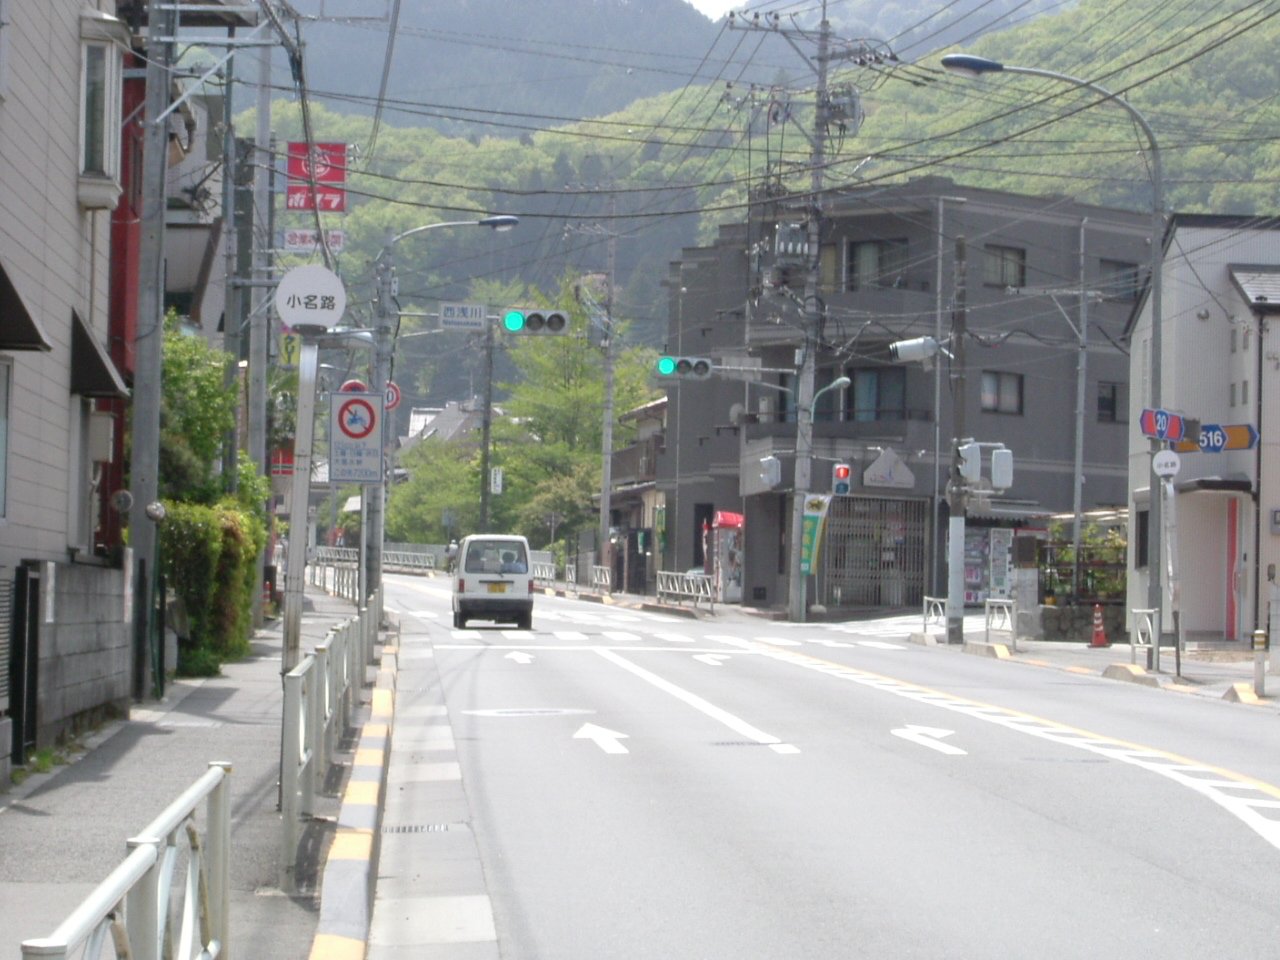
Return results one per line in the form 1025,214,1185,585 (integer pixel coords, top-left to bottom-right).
528,579,535,595
457,578,465,592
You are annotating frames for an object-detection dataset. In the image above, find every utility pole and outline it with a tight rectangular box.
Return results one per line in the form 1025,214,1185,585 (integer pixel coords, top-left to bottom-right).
946,237,968,645
598,218,619,578
128,0,176,700
248,41,273,627
786,6,830,623
371,233,396,584
479,311,495,532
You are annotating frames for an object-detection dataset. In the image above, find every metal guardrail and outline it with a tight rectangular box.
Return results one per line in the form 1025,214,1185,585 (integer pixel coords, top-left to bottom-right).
984,598,1017,652
383,550,434,574
532,561,556,586
281,586,382,892
591,565,612,594
921,595,946,635
1130,607,1161,668
21,762,232,960
656,570,714,610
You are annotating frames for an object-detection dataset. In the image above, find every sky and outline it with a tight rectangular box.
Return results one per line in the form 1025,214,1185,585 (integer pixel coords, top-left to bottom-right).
684,0,740,19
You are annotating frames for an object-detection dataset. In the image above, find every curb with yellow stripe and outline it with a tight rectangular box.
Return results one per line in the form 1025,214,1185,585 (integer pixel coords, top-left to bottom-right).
309,635,399,960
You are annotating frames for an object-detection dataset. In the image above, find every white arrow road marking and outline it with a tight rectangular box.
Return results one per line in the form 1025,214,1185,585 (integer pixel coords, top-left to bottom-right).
596,649,798,755
891,725,967,756
574,723,629,754
504,651,535,665
693,653,731,667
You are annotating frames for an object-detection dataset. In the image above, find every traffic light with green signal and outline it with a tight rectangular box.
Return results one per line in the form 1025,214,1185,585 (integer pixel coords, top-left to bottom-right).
655,356,712,379
502,308,568,335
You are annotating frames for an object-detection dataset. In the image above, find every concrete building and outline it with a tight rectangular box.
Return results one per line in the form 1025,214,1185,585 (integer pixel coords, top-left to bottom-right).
1124,215,1280,644
658,176,1152,616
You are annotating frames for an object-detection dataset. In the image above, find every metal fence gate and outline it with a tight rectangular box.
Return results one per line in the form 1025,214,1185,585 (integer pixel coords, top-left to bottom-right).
819,495,927,609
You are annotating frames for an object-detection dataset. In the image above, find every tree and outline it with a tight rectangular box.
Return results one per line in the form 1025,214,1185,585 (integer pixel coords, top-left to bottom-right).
159,311,238,502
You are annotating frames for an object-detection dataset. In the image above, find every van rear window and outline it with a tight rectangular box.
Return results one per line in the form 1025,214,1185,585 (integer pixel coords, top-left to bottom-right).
464,541,528,574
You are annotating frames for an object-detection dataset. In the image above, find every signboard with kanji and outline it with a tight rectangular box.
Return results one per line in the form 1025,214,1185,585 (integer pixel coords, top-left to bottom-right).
286,142,347,212
274,265,345,331
283,228,346,253
329,392,384,484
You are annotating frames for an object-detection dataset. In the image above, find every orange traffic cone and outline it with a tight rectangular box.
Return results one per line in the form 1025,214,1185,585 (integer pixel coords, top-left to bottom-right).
1090,603,1110,648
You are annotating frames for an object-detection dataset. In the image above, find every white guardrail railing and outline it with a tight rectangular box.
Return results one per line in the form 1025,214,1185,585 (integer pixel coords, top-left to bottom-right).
1130,607,1160,668
921,595,946,637
280,585,383,892
984,598,1017,652
656,570,714,610
531,561,556,586
591,565,612,594
21,762,232,960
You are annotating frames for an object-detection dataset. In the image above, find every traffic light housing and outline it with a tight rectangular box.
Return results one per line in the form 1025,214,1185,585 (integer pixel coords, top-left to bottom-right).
832,462,851,495
957,441,981,483
655,356,712,380
502,308,568,335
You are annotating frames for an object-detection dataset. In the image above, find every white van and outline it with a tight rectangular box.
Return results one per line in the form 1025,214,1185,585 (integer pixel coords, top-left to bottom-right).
451,534,534,629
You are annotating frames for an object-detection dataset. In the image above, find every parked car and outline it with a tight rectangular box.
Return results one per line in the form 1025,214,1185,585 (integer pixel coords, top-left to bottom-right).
452,534,534,629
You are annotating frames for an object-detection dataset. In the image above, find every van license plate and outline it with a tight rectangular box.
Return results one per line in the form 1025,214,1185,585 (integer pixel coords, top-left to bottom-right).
487,583,507,594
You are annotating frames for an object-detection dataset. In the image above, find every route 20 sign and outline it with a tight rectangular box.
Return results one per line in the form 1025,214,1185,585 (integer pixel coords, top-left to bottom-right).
1139,407,1185,442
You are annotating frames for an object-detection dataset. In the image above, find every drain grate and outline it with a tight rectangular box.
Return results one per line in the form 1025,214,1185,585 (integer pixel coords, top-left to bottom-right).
383,823,455,834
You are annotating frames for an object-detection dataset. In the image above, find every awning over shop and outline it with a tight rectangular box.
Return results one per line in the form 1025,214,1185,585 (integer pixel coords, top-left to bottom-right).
71,310,129,398
0,261,52,351
1174,475,1253,494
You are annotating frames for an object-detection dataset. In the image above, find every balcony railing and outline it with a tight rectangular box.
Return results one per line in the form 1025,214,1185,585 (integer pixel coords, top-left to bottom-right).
611,435,662,486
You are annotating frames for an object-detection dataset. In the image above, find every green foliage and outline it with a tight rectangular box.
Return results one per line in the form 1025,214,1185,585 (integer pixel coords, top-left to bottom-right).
1042,520,1127,601
386,440,479,543
159,311,238,502
159,498,264,674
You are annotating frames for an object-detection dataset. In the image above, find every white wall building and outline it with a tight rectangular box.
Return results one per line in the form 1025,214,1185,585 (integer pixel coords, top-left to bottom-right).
1126,215,1280,644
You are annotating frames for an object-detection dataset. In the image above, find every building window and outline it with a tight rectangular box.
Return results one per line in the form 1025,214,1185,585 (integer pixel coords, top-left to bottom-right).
849,367,905,422
1242,380,1249,406
847,239,908,291
1135,509,1148,569
1100,259,1140,301
1097,381,1127,423
1231,327,1237,353
1230,382,1237,408
981,370,1023,414
78,11,129,208
0,360,9,519
819,244,838,294
983,244,1026,288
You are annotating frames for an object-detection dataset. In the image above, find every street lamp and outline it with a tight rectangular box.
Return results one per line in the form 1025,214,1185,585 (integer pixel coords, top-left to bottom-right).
942,53,1165,634
787,375,850,622
370,215,519,592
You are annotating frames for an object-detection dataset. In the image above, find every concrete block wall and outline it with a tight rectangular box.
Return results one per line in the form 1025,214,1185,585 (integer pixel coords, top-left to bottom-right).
38,562,131,746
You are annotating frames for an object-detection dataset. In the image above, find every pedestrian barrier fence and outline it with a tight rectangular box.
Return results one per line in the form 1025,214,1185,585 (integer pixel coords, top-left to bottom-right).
591,565,612,594
921,595,946,636
21,762,232,960
532,561,556,586
382,550,434,574
1130,607,1161,667
656,570,714,610
984,598,1017,652
280,588,382,892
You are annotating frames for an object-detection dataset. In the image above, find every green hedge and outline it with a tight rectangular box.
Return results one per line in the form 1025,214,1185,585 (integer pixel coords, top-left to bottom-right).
159,499,266,675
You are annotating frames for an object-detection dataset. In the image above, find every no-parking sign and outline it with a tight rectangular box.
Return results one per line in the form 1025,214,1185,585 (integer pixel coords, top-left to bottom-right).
330,392,384,483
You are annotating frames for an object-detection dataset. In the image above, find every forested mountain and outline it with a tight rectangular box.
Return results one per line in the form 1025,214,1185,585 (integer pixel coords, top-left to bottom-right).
263,0,1279,416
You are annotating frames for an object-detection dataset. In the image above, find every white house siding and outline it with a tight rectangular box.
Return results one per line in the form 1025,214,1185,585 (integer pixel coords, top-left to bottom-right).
0,1,132,755
1127,221,1280,641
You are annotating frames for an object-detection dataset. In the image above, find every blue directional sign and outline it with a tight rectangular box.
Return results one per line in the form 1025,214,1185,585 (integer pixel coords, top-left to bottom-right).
1175,422,1258,454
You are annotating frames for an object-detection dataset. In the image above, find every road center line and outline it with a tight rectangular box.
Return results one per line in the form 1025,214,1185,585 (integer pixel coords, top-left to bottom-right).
594,648,797,754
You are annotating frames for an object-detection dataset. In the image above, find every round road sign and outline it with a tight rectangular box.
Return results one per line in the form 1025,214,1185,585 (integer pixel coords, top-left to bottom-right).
274,264,346,332
385,380,402,411
339,379,368,393
336,397,376,440
1153,450,1181,478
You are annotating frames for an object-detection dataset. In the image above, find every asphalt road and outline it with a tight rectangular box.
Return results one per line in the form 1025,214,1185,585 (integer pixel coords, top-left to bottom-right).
382,575,1280,959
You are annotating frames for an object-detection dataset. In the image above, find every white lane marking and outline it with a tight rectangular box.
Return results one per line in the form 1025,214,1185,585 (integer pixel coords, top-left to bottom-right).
595,648,797,755
404,609,439,620
753,635,804,647
720,636,1280,852
858,640,907,650
891,725,967,756
501,630,531,640
651,631,695,644
504,651,535,665
602,630,643,643
553,630,589,641
693,654,731,667
574,722,630,754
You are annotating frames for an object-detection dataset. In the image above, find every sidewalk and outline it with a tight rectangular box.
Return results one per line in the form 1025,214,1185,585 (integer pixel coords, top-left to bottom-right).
0,583,360,960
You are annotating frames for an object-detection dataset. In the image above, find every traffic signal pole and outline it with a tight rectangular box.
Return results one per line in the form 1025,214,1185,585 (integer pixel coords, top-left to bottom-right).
946,238,968,645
